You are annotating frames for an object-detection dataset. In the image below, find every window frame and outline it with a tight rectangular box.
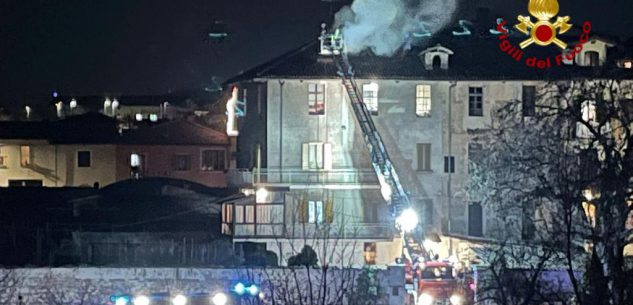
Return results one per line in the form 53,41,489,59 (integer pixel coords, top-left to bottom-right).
417,143,432,171
302,142,332,171
20,145,31,167
308,200,324,224
172,153,192,172
416,85,432,117
200,149,226,172
468,87,484,117
443,155,455,173
362,83,379,115
76,150,92,168
308,83,326,115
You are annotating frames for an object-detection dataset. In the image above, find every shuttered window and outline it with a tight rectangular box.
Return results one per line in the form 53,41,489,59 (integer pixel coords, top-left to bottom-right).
468,202,483,237
522,86,536,117
443,156,454,173
417,143,431,171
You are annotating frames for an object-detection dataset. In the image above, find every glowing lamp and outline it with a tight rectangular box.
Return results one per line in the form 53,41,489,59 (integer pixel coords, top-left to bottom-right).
247,285,259,296
450,295,463,305
211,293,228,305
234,283,246,295
115,296,130,305
133,295,150,305
255,188,268,203
171,294,187,305
396,208,418,232
418,293,433,305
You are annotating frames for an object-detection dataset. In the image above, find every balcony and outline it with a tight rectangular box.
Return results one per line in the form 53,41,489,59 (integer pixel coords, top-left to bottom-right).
231,222,396,240
249,168,380,189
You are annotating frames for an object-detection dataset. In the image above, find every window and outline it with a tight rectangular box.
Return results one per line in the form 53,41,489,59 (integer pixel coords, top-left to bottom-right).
416,85,432,117
135,113,143,121
77,151,91,167
416,143,431,171
624,60,633,69
20,146,31,167
235,205,255,224
308,200,324,224
308,83,325,115
364,242,377,265
362,83,379,115
522,86,536,117
149,114,158,122
468,202,483,237
302,143,332,170
585,51,600,67
130,153,146,172
299,199,333,224
201,150,226,171
468,87,483,116
443,156,455,173
173,154,191,171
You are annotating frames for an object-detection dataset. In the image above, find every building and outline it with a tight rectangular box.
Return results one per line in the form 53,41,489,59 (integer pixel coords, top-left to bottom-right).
221,18,633,266
0,113,231,188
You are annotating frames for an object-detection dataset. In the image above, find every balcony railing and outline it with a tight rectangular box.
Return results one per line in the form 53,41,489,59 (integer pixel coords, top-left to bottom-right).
251,168,380,186
232,222,396,240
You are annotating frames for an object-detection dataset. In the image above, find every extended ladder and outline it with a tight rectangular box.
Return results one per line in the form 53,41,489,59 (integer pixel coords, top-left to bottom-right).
333,55,429,263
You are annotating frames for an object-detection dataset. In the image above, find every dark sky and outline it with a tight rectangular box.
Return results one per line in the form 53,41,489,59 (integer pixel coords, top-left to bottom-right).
1,0,632,108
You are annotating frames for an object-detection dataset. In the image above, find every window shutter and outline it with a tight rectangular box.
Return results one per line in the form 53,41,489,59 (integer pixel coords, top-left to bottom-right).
323,143,333,170
325,198,334,223
299,198,308,223
302,143,309,170
316,143,324,169
424,144,431,171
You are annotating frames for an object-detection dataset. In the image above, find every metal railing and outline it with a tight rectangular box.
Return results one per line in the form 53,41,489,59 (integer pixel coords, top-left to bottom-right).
249,168,380,186
233,222,395,240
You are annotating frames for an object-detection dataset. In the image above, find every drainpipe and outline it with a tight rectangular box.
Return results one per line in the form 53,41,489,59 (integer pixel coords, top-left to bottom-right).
278,80,285,182
447,81,457,255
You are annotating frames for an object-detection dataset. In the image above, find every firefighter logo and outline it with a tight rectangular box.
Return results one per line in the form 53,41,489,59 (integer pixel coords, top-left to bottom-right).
515,0,572,49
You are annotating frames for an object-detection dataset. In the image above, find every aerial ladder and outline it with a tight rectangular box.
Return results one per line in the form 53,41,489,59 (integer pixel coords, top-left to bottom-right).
320,29,430,265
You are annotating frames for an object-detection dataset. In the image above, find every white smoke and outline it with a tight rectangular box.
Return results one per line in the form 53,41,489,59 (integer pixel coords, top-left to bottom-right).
334,0,458,56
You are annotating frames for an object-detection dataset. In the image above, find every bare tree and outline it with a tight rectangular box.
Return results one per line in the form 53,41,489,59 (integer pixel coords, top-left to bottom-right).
38,272,103,305
469,79,633,305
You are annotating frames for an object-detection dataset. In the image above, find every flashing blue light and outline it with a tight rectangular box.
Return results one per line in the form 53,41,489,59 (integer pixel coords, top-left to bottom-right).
113,296,130,305
52,91,59,98
234,282,246,295
247,285,259,296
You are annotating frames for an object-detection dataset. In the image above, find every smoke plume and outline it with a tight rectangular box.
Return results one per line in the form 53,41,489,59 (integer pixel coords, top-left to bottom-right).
334,0,458,56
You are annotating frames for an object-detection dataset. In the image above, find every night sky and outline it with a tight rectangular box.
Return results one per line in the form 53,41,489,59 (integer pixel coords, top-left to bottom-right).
1,0,632,109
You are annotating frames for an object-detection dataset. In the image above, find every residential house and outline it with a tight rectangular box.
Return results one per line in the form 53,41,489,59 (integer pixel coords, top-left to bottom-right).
221,18,633,266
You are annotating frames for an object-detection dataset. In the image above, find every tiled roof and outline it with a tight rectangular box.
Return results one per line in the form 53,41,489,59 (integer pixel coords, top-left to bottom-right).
120,120,229,146
225,26,633,84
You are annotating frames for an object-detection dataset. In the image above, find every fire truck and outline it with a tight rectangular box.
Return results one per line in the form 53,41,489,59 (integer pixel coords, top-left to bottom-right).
415,261,473,305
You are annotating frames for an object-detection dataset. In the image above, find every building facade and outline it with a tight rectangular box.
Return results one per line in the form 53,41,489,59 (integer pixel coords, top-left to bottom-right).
222,21,633,266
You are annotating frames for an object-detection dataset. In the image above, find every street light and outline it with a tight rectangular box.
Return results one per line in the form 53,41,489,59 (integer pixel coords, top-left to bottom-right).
396,208,419,232
211,293,228,305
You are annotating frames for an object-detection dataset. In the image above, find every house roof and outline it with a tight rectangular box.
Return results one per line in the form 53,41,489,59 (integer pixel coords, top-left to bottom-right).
225,26,633,84
0,112,228,146
120,120,229,146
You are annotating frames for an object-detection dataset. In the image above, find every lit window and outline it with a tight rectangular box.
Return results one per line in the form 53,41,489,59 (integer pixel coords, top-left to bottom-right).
130,153,141,167
135,113,143,121
149,114,158,122
308,84,325,115
77,151,91,168
364,242,377,265
201,150,225,171
624,61,633,69
20,146,31,167
362,83,379,115
302,143,332,170
173,154,191,171
468,87,484,116
308,200,324,224
416,85,432,117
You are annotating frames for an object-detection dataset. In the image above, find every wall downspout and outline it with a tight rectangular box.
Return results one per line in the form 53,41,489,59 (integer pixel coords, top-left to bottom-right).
278,80,285,182
447,81,457,255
